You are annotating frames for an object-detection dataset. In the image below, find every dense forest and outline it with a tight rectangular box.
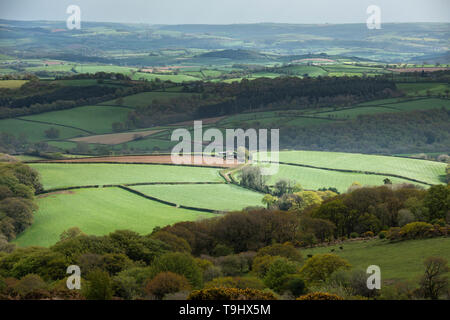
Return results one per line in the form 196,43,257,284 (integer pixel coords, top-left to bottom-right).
281,108,450,154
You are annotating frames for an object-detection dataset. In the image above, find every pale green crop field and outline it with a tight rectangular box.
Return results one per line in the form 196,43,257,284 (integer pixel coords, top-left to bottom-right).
256,150,446,185
21,105,130,134
255,163,428,192
30,163,223,189
0,80,28,88
14,187,214,247
131,184,264,211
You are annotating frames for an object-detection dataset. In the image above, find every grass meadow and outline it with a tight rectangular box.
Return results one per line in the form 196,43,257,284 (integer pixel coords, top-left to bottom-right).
258,150,446,185
30,163,224,189
257,163,428,192
22,105,130,134
131,183,264,211
302,237,450,281
14,187,214,247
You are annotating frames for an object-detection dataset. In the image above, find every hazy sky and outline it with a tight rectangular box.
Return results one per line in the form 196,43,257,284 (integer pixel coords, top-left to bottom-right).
1,0,449,24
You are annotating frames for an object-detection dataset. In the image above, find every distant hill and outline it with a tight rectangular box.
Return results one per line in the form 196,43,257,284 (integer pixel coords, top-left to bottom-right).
197,49,272,60
409,52,450,64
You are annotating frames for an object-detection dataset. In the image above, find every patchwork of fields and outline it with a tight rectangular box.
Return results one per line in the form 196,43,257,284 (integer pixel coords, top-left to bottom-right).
255,150,446,186
14,187,214,247
255,163,430,192
131,184,264,212
29,163,223,189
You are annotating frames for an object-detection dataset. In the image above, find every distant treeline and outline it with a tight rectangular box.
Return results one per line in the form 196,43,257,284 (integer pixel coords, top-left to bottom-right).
125,76,398,129
281,108,450,154
190,77,397,118
0,73,175,119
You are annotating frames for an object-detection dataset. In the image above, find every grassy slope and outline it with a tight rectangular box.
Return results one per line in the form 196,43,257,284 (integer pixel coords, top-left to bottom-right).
301,237,450,281
30,163,223,189
132,184,264,211
259,163,428,192
0,118,87,142
259,151,445,185
14,187,214,247
21,106,130,134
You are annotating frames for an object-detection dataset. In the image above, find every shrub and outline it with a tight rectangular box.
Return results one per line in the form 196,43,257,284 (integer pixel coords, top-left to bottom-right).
256,243,302,262
252,255,277,278
215,254,250,276
204,276,265,290
150,252,202,288
145,272,191,300
299,254,351,283
151,231,191,253
203,266,222,283
378,231,387,239
188,287,277,300
82,269,113,300
282,275,307,296
296,292,344,300
350,232,359,239
363,231,374,238
212,244,234,257
263,257,300,293
398,209,415,227
13,274,47,297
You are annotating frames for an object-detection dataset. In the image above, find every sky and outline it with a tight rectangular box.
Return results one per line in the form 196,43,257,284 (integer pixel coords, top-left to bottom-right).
0,0,449,24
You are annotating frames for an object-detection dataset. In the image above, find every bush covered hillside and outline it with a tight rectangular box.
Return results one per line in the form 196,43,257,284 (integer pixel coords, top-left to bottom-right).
0,159,449,300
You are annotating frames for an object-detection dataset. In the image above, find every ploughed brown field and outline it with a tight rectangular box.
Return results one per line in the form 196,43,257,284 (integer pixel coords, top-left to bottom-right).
46,155,240,168
70,129,162,145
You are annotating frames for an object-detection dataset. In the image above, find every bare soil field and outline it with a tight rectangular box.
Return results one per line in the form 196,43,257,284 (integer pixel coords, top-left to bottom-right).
47,155,240,168
70,129,162,145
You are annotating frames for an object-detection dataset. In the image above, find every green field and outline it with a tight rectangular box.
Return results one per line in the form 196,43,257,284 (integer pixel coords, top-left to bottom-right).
0,118,87,142
14,187,214,247
379,98,450,112
319,98,450,119
21,105,130,134
131,184,264,211
255,163,428,192
115,137,177,151
302,237,450,281
30,163,223,189
256,151,446,185
99,90,198,108
397,82,450,97
0,80,28,88
319,106,398,119
132,72,200,82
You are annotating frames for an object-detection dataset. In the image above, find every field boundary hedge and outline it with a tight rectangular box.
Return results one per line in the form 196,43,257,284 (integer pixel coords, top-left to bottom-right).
36,181,226,195
26,160,230,170
15,117,95,134
118,185,219,214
